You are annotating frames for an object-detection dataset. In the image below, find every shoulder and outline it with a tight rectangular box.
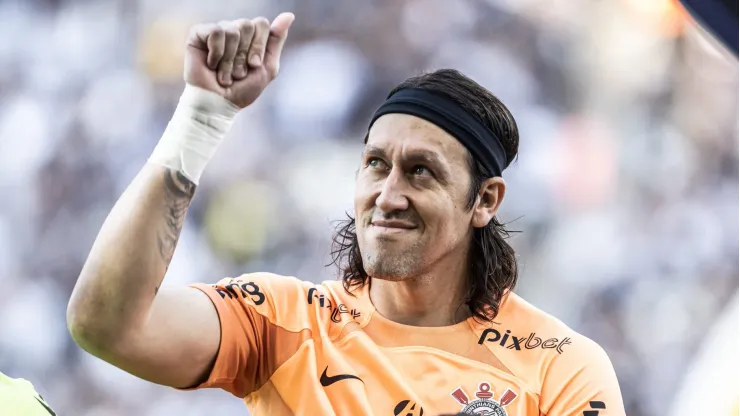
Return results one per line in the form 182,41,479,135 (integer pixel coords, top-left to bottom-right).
198,274,369,334
493,295,624,414
475,293,616,389
476,292,580,357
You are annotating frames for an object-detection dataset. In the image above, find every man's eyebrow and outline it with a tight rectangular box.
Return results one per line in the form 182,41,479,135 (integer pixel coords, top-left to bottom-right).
405,150,446,167
362,146,388,158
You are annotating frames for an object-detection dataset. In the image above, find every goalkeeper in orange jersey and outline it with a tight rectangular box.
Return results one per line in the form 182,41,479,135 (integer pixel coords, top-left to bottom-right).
67,12,625,415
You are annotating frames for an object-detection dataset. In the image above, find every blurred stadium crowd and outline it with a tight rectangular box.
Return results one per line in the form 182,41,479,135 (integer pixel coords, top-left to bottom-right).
0,0,737,415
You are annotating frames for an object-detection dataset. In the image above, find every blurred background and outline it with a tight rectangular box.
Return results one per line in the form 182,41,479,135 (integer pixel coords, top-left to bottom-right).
0,0,737,415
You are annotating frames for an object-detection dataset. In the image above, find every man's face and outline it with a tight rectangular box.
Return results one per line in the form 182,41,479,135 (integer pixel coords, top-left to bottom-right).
354,114,476,281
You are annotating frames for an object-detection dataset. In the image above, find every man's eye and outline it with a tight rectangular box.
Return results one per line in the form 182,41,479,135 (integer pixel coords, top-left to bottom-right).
412,165,432,176
367,158,383,168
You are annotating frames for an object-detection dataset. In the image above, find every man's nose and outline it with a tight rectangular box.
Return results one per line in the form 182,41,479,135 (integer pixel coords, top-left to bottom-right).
375,169,409,213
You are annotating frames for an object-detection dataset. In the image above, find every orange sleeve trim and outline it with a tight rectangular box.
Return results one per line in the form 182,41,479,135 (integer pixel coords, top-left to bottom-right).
176,281,313,399
175,283,244,395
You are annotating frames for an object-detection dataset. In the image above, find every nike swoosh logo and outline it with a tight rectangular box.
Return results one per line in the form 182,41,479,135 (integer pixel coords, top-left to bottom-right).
319,366,362,387
35,397,57,416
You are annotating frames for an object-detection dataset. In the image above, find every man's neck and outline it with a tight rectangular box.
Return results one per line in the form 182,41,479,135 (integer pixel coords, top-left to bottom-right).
368,264,470,327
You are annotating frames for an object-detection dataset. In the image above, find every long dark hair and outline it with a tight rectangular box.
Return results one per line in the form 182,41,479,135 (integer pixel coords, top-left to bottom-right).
329,69,520,322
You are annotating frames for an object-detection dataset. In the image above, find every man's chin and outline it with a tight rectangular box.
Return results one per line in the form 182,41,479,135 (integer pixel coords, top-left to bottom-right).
360,242,425,278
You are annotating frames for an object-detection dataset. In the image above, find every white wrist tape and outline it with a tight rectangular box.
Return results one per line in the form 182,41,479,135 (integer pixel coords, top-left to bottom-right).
149,84,240,185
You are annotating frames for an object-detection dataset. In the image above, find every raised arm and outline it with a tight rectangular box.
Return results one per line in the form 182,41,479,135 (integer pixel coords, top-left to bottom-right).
66,14,294,388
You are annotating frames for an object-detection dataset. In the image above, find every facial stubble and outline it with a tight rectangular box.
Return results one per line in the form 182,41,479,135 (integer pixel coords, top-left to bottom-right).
362,235,425,281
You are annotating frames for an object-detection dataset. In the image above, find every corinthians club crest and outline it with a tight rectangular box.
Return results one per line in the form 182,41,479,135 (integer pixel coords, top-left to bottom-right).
450,382,517,415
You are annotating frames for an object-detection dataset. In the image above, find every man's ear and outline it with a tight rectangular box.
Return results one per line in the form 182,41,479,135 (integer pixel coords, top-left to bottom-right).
471,177,505,228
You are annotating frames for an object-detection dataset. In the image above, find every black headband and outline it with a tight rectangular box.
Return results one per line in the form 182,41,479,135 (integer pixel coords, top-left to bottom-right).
368,88,507,177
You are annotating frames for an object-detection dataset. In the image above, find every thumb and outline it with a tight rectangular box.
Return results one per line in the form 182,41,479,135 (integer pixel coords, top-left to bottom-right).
264,12,295,75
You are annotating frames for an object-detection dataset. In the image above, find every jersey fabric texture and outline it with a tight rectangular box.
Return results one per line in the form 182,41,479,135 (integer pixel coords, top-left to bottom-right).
0,373,56,416
185,273,625,416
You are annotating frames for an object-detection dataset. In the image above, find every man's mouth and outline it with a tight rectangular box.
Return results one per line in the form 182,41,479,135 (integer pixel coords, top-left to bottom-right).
370,219,416,229
369,219,417,235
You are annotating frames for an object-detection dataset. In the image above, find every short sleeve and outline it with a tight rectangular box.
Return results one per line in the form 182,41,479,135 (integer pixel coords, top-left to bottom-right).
183,273,284,398
539,339,626,416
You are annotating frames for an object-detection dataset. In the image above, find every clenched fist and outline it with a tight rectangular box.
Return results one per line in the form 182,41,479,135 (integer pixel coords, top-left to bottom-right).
184,13,295,108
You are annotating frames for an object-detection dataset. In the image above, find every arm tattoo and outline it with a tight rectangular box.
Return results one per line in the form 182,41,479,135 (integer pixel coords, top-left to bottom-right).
157,169,196,266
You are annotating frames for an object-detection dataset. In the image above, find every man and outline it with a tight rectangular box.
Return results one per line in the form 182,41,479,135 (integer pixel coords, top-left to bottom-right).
67,13,625,415
0,372,56,415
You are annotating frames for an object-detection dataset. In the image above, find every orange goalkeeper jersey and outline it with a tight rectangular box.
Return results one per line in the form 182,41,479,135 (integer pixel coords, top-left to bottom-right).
186,273,625,416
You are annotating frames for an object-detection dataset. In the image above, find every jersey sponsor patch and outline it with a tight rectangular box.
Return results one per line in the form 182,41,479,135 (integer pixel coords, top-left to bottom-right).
478,328,571,354
214,278,266,305
307,287,362,323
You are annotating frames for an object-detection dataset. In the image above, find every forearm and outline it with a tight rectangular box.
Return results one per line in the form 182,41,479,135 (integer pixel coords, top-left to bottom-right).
67,82,239,351
63,15,292,388
67,163,195,348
